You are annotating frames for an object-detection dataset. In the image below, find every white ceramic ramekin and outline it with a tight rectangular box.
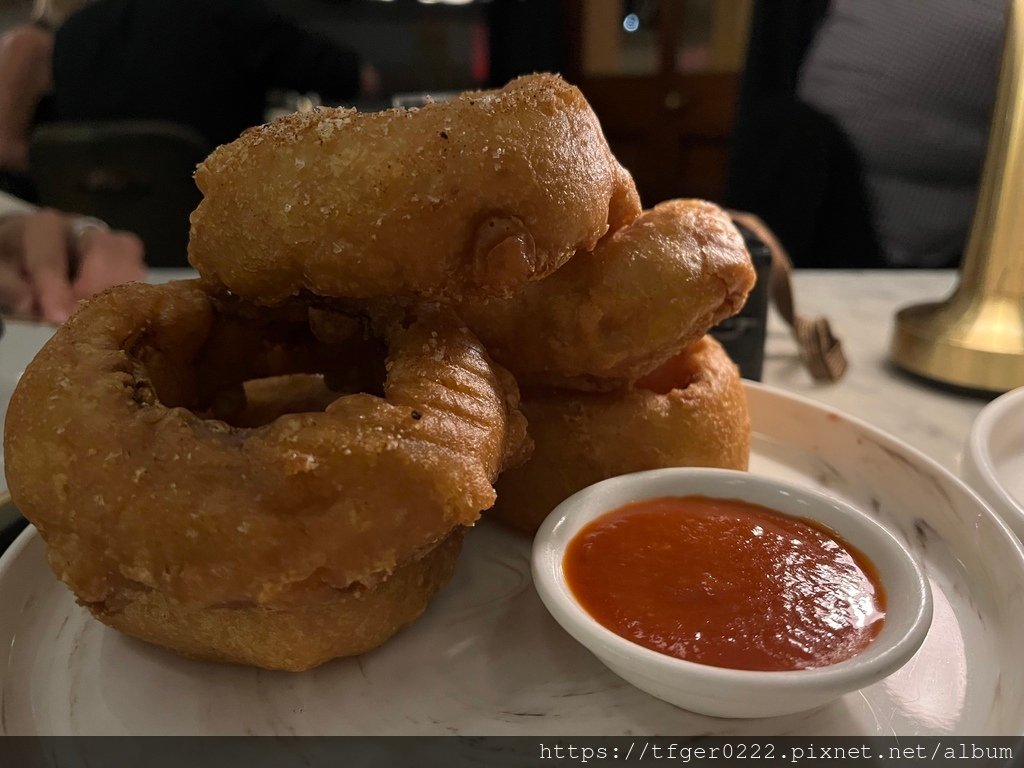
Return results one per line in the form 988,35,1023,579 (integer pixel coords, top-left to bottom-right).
532,468,933,719
963,386,1024,543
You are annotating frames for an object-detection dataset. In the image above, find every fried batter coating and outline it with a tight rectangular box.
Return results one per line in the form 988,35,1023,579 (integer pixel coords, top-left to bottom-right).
96,532,464,671
188,73,640,303
4,281,528,612
490,336,750,535
456,200,756,390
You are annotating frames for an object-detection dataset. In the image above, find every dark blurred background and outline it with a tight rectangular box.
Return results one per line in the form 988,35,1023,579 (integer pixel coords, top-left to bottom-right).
0,0,1002,270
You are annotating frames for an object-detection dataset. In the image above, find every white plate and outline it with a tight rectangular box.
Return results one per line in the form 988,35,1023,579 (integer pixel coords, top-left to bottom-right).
1,382,1023,736
963,386,1024,542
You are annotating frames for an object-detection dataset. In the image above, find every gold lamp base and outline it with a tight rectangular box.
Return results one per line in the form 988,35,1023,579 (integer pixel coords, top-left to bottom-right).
890,0,1024,394
892,289,1024,392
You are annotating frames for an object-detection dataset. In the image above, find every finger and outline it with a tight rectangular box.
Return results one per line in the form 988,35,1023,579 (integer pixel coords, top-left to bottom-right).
22,209,76,323
0,214,27,267
0,261,35,316
71,231,147,300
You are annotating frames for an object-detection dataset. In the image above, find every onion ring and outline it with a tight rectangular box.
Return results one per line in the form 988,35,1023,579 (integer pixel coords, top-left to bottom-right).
94,531,464,671
4,280,528,612
188,73,641,303
455,199,755,389
489,336,749,534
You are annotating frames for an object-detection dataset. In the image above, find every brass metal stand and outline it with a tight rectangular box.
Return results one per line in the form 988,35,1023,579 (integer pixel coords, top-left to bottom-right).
890,0,1024,392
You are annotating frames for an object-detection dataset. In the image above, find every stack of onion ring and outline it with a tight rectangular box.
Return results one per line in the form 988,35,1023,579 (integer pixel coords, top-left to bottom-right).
4,71,758,670
448,198,755,534
4,281,527,670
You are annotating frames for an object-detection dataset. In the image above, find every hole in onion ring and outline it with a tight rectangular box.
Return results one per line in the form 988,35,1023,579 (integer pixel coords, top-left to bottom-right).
125,297,388,428
209,373,377,429
634,346,701,395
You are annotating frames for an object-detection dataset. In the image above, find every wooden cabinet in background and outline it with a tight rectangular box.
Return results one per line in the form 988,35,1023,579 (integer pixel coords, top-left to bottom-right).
565,0,751,206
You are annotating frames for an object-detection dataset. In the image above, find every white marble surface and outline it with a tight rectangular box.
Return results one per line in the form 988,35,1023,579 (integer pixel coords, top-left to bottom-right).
762,270,983,473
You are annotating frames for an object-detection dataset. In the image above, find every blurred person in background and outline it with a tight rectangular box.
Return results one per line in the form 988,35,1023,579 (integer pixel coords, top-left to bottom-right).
0,0,84,201
0,189,145,323
52,0,380,148
727,0,1003,268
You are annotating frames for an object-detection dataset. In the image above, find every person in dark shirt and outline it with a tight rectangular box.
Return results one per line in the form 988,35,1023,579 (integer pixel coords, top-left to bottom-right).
797,0,1001,268
727,0,1001,269
52,0,374,148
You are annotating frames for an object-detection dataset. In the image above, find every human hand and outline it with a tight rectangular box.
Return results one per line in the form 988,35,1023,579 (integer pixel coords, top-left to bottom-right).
0,209,146,323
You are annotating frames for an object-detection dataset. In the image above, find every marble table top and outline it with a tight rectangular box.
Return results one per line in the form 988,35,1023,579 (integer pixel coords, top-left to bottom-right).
762,269,984,473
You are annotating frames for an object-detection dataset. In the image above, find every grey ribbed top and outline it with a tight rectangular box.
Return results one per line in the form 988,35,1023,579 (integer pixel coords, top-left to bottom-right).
798,0,1004,266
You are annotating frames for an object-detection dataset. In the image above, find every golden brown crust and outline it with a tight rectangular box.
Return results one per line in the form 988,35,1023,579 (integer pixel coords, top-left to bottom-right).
4,281,527,609
455,199,755,390
188,73,640,303
489,336,750,535
93,531,464,671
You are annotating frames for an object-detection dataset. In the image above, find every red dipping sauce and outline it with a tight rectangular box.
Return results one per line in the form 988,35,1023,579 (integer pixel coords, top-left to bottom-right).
563,496,886,671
